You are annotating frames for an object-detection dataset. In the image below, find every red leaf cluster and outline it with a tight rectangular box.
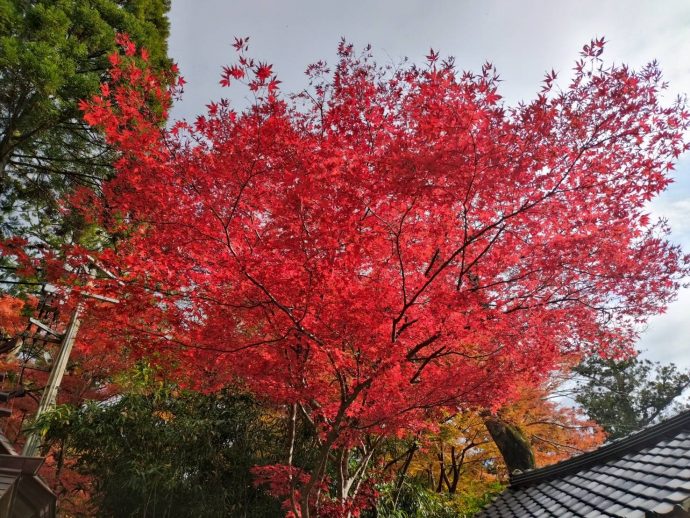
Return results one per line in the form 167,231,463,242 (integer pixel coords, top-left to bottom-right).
30,37,690,515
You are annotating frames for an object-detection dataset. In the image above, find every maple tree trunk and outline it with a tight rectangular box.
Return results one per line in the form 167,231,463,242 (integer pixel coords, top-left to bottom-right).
484,417,535,474
301,434,336,518
300,396,352,518
393,442,417,502
287,403,299,517
448,446,461,494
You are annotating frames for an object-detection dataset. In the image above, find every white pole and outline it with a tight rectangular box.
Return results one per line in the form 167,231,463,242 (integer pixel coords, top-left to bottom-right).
22,303,83,457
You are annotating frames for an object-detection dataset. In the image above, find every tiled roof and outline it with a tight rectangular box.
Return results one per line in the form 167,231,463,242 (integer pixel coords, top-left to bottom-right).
477,410,690,517
0,431,56,518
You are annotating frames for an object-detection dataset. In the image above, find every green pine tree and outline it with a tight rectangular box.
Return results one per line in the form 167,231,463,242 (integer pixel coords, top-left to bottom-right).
573,355,690,440
0,0,170,247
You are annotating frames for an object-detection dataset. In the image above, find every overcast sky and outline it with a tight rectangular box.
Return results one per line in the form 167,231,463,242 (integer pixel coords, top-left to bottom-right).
168,0,690,367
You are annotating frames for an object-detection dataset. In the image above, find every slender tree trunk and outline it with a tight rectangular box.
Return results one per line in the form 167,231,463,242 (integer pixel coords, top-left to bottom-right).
392,442,417,509
0,138,12,187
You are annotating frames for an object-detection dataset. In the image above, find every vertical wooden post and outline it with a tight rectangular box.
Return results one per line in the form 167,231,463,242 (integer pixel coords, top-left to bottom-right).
22,303,83,457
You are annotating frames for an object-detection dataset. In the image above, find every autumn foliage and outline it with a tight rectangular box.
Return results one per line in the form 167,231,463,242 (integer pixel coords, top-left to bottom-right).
0,295,28,338
381,380,605,514
0,299,123,515
5,35,688,516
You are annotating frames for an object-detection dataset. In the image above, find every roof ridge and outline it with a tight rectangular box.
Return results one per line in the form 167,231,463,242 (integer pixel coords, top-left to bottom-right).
510,409,690,488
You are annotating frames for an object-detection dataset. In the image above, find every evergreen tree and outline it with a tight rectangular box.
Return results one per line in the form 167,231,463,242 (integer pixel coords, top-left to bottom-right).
36,373,318,517
573,355,690,440
0,0,170,246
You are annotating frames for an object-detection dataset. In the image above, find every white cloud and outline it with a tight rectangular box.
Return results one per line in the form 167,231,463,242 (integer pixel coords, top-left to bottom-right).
651,197,690,247
639,287,690,369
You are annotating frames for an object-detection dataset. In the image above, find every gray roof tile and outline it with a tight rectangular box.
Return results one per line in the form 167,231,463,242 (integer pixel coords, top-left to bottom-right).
650,502,676,514
477,410,690,517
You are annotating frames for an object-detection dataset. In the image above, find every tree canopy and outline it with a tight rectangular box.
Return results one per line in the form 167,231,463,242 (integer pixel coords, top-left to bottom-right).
35,370,303,518
574,355,690,439
3,36,689,516
0,0,170,245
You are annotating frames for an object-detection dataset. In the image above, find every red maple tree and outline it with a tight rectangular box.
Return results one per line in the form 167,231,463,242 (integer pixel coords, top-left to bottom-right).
8,36,688,516
0,295,123,515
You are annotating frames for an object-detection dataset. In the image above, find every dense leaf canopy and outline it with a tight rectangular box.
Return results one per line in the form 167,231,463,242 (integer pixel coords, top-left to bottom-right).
0,0,170,245
6,37,689,516
574,355,690,439
36,374,301,518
